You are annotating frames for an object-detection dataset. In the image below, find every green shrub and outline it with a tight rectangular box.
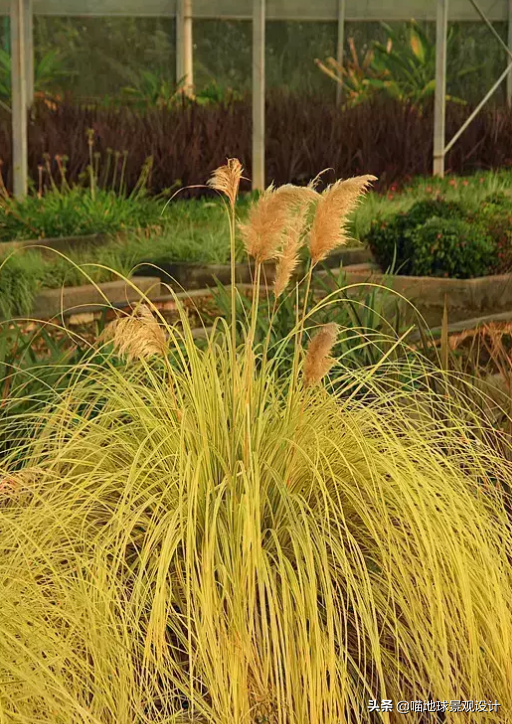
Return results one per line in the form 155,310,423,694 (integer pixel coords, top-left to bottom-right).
473,196,512,275
408,216,496,278
365,198,501,278
366,198,465,274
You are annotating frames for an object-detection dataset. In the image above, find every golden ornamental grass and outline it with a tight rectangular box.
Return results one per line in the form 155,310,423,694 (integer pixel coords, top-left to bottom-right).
273,189,317,298
2,161,512,724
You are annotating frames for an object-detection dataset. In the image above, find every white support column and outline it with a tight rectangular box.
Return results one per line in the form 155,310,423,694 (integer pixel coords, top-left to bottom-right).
176,0,193,97
10,0,27,199
507,0,512,106
336,0,346,106
433,0,448,177
24,0,33,107
252,0,265,192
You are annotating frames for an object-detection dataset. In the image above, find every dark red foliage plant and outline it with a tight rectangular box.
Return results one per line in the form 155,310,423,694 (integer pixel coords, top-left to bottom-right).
1,93,511,196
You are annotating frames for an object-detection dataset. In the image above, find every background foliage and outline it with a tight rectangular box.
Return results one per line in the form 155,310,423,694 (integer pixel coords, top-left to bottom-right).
1,96,512,195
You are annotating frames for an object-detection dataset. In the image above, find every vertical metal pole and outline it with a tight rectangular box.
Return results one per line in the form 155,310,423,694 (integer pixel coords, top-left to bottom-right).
10,0,27,198
433,0,448,177
507,0,512,106
176,0,193,97
252,0,265,191
24,0,33,107
336,0,346,106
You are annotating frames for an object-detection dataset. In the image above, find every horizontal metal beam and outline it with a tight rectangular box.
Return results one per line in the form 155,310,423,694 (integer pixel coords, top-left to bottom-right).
0,0,509,20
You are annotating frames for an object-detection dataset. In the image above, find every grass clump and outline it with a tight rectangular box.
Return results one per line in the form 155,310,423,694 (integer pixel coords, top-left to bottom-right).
0,185,167,242
0,250,41,317
0,137,167,242
1,162,512,722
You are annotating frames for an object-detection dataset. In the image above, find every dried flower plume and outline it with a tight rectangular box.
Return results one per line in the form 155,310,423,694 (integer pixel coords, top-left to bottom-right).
101,304,167,361
273,210,308,298
240,184,318,264
303,323,339,387
309,175,376,265
207,158,243,208
273,229,302,298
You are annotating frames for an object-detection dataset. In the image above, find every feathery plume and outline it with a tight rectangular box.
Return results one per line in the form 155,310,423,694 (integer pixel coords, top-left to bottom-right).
309,175,376,265
239,184,318,264
101,304,167,361
273,203,311,298
207,158,243,208
303,323,339,387
273,229,302,298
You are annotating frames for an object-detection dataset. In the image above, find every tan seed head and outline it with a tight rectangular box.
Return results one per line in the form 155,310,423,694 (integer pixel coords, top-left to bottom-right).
240,184,318,264
207,158,243,208
309,175,376,265
303,323,339,387
101,304,167,362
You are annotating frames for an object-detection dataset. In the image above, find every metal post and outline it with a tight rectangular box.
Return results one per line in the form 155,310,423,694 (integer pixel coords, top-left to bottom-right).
508,0,512,106
252,0,265,191
176,0,193,97
10,0,27,199
433,0,448,177
336,0,346,106
24,0,33,107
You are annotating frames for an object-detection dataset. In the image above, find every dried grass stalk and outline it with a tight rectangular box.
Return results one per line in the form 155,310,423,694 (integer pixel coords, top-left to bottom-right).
309,175,376,265
101,304,167,361
303,323,339,387
207,158,243,208
239,184,317,264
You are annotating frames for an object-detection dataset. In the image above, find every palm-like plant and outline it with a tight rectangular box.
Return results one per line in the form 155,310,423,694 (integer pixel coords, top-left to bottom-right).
0,47,71,107
314,38,385,108
317,21,479,107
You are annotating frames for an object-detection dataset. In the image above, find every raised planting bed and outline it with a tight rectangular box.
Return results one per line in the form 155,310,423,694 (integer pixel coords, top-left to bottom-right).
325,263,512,328
133,247,373,290
28,277,161,320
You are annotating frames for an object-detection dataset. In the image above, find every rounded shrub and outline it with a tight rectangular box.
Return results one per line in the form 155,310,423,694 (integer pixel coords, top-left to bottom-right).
365,198,495,278
473,196,512,275
408,216,496,278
